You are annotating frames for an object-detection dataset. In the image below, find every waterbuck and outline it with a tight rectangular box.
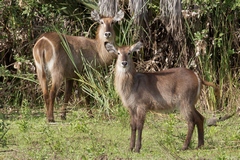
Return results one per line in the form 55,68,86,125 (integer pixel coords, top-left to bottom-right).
105,42,219,153
33,10,124,122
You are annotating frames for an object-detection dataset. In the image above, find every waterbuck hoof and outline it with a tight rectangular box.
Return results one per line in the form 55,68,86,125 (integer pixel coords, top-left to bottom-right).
87,109,94,118
60,114,66,120
182,146,188,150
48,119,55,123
196,144,204,149
134,149,140,153
129,148,133,152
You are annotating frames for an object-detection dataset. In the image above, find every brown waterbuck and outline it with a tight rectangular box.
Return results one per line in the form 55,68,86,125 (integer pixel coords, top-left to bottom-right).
33,10,124,122
105,42,219,153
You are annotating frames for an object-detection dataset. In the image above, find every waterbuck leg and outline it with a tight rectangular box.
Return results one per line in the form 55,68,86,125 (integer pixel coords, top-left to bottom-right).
135,108,145,153
130,114,137,151
48,83,58,122
48,74,62,122
182,120,195,150
37,69,50,122
60,79,73,120
43,92,50,118
85,95,94,117
195,110,204,148
135,119,144,153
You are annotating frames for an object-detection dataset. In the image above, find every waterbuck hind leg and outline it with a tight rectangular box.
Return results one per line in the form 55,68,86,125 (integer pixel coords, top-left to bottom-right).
182,109,204,150
60,79,74,120
37,69,50,122
48,75,62,122
48,84,58,122
195,110,204,148
182,119,195,150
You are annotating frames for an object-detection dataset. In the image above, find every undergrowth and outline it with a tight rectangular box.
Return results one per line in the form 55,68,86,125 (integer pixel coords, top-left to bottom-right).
0,108,240,159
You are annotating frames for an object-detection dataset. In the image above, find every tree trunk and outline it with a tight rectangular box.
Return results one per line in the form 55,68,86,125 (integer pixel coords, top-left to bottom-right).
98,0,119,17
159,0,183,41
159,0,187,66
128,0,149,42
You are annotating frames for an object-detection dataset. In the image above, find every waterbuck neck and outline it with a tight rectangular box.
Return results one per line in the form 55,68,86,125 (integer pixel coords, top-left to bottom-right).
94,41,116,66
114,64,136,100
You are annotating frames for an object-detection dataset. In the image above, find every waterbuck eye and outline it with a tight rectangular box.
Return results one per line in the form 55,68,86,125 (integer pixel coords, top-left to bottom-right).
100,20,104,24
118,52,120,55
127,52,131,55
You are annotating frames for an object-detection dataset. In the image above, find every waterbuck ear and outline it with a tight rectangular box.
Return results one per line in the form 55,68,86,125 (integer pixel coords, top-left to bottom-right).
113,10,124,22
91,10,101,22
105,42,118,54
130,41,143,53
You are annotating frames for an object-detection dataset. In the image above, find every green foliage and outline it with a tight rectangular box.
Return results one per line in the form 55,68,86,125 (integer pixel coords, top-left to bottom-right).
75,58,118,116
148,1,160,15
0,114,9,148
0,55,38,108
1,111,240,159
183,0,240,111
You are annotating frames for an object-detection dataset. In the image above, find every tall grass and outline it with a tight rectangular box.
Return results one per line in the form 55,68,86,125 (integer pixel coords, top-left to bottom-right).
183,0,239,112
75,59,119,117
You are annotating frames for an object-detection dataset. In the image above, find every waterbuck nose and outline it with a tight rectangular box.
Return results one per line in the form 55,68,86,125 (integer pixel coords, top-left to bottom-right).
104,32,111,38
121,61,128,67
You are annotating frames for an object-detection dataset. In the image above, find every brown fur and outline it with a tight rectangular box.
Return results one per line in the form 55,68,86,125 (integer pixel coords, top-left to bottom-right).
105,42,219,153
33,10,124,122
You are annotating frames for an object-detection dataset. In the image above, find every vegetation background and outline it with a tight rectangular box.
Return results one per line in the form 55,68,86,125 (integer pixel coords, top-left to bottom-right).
0,0,240,159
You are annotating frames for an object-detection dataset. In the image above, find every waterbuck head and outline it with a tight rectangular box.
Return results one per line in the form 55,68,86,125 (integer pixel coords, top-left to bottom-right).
91,10,124,42
105,42,143,72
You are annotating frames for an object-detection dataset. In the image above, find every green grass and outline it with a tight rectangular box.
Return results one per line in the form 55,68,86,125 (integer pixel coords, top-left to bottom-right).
1,106,240,160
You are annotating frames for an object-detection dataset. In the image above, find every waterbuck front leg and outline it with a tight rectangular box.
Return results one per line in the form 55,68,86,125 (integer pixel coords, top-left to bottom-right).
135,120,144,152
135,108,146,153
130,113,137,152
60,79,73,120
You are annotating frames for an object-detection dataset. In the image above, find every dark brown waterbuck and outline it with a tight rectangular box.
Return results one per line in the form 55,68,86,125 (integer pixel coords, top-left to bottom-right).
105,41,219,153
33,10,124,122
